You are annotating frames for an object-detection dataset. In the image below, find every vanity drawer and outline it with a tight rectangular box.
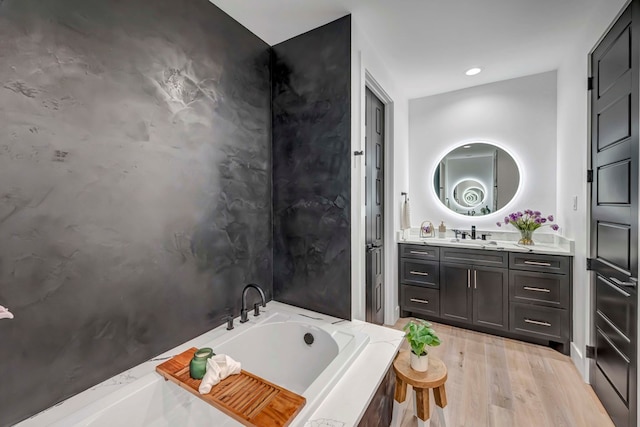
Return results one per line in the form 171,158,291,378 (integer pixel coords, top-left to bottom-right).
400,244,439,261
402,285,440,316
510,303,569,340
510,271,570,308
509,253,571,275
440,247,508,268
401,259,439,288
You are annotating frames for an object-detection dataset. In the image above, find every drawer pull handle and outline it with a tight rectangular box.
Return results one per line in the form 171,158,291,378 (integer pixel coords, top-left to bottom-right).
410,271,429,276
410,298,429,304
523,286,551,293
524,318,551,327
600,276,631,297
410,251,430,255
523,260,552,267
609,277,637,288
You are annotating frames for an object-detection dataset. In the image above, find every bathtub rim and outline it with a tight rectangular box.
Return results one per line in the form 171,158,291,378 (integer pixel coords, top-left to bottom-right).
46,306,370,427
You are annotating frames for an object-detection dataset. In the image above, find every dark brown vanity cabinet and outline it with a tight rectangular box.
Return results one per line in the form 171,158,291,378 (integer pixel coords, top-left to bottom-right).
399,244,440,318
440,248,509,331
508,253,572,348
399,244,572,353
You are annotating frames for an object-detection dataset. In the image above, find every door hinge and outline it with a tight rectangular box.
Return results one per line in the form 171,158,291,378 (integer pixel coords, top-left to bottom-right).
586,345,595,359
588,77,594,91
587,169,593,183
586,258,594,270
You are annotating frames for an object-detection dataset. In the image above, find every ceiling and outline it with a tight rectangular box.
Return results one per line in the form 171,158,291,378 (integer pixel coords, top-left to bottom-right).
210,0,610,99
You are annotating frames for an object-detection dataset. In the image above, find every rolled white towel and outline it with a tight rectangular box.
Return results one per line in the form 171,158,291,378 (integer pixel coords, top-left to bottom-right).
198,354,242,394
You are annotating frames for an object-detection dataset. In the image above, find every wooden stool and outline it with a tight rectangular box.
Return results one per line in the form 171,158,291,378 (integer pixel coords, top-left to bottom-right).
391,351,448,427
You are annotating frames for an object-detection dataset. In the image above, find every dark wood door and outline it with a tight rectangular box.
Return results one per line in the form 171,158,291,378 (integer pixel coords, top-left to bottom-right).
472,266,509,331
365,87,385,325
590,4,638,426
440,263,472,324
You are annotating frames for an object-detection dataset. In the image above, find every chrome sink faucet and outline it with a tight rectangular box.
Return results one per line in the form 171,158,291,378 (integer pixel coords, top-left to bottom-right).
240,283,267,323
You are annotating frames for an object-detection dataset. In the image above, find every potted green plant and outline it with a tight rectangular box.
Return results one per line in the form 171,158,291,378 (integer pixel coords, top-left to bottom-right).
403,319,441,372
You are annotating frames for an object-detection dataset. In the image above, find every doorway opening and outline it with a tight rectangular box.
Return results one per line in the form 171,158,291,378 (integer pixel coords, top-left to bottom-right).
365,86,385,324
362,70,395,326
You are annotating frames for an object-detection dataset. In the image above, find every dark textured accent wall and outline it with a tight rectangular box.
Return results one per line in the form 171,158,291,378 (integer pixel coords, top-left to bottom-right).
0,0,272,425
272,16,352,320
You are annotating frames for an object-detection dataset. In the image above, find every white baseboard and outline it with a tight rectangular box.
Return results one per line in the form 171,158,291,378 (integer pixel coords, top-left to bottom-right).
570,341,588,382
385,306,400,326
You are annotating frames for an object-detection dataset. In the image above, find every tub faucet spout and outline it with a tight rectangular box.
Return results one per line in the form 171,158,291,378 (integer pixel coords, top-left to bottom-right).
240,283,266,323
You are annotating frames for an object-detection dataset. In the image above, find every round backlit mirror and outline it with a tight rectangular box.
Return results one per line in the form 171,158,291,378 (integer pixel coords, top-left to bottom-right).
433,143,520,216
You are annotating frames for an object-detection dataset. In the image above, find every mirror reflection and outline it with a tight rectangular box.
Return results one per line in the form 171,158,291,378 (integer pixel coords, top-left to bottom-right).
433,143,520,216
454,180,485,208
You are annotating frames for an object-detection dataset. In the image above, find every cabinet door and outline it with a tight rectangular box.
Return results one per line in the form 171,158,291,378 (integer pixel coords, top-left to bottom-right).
440,263,472,324
473,266,509,331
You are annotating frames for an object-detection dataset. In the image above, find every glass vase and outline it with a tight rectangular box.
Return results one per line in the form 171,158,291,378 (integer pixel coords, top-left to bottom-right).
518,229,535,245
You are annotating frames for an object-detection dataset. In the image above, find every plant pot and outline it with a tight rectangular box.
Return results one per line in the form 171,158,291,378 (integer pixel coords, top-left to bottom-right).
410,351,429,372
518,229,535,245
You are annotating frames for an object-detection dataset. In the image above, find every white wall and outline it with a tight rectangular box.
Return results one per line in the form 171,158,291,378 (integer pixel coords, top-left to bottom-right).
556,0,628,382
497,149,519,210
409,71,558,230
351,17,409,324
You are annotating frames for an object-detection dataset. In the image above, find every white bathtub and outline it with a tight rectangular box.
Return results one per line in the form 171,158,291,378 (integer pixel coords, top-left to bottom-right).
48,310,369,427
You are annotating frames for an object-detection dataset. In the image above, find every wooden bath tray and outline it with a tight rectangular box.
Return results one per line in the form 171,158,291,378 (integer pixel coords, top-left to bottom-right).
156,348,306,427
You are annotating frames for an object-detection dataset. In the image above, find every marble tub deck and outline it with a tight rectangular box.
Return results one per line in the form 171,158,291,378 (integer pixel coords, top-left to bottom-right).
17,301,405,427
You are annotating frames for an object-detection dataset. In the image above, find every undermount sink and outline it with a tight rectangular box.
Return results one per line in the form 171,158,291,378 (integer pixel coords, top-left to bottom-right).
449,238,498,247
447,239,537,251
415,236,521,250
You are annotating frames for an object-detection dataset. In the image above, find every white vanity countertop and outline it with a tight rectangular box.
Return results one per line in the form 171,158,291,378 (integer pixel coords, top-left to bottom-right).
17,301,404,427
398,229,574,256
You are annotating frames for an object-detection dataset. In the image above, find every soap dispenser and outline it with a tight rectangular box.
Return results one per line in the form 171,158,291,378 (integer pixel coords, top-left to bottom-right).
438,221,446,238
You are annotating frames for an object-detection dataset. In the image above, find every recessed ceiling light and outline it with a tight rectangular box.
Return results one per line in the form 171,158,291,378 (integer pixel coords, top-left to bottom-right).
463,145,472,149
465,67,482,76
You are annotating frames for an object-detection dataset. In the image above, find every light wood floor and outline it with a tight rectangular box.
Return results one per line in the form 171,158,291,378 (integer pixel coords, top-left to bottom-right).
391,318,614,427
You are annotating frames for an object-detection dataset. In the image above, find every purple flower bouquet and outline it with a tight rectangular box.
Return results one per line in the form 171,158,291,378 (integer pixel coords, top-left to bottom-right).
496,209,559,245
